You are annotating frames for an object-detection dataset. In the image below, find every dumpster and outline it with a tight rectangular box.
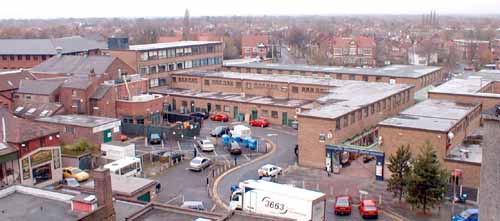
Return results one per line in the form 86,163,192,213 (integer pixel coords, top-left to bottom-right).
232,135,242,143
242,137,250,148
248,138,257,150
222,134,231,146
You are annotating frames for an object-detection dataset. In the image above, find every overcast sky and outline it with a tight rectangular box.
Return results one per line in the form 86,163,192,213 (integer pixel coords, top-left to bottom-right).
1,0,500,19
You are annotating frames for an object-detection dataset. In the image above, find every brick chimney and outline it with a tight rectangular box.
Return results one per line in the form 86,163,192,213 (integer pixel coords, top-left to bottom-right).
93,168,115,221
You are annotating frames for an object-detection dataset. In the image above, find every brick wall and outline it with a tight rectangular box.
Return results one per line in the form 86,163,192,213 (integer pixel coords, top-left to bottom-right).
298,87,415,169
14,93,53,104
444,160,480,188
0,55,54,69
429,92,500,110
116,96,167,125
103,50,138,72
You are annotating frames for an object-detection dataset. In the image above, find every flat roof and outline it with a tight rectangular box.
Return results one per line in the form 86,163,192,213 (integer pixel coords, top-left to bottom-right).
0,185,85,221
36,114,119,128
431,71,500,97
224,63,441,78
151,88,313,108
129,41,221,51
379,99,479,132
446,143,482,164
82,173,156,196
114,200,145,221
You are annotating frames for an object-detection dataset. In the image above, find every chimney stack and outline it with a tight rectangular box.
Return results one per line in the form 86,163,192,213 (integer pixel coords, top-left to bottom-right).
93,168,115,221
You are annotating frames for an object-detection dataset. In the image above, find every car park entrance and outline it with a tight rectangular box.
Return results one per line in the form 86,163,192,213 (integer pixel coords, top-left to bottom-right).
326,144,385,181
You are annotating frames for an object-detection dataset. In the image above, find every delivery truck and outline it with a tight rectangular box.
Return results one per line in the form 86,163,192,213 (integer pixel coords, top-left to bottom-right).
229,179,326,221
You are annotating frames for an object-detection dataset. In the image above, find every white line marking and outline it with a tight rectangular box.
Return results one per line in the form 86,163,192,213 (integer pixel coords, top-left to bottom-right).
243,154,250,161
213,150,218,157
177,141,182,151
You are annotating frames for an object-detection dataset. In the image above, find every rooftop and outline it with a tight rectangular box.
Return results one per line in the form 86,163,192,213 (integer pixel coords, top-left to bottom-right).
14,101,63,120
36,114,119,128
446,143,482,164
224,63,441,78
82,174,156,197
151,87,313,108
0,185,86,221
379,99,480,132
0,36,106,55
0,108,59,143
430,75,500,97
31,55,116,76
129,41,221,51
0,70,35,92
17,79,63,95
125,203,227,221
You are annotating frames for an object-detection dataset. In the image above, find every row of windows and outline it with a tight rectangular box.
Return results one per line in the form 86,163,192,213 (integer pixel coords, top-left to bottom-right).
240,67,386,82
1,55,50,61
139,44,222,61
333,47,373,56
139,57,222,75
175,77,198,83
209,79,234,86
422,71,440,86
335,90,411,130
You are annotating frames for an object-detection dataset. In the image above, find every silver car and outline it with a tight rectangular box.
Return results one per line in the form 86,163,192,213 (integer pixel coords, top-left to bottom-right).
189,157,212,171
196,139,215,152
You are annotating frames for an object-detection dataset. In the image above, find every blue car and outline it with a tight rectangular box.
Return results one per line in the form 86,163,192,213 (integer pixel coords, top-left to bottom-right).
452,208,478,221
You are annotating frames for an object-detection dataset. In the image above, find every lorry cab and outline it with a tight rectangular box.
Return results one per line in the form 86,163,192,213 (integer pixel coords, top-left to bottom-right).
229,188,243,210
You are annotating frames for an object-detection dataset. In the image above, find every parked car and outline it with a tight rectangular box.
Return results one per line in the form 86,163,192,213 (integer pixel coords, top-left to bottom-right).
149,133,161,145
63,167,89,182
181,201,206,211
334,195,352,215
210,113,229,122
249,118,270,127
452,208,478,221
190,112,209,120
257,164,282,178
229,141,242,155
196,139,215,152
210,126,230,137
359,199,378,218
189,157,212,171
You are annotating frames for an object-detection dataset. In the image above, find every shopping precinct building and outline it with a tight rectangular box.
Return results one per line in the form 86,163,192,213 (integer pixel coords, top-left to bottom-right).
151,71,415,169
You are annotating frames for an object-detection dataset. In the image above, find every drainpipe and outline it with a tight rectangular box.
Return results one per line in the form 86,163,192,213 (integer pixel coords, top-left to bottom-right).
2,117,6,143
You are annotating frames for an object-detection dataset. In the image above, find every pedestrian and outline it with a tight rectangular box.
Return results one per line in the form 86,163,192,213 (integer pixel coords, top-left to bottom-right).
155,182,161,193
234,157,238,166
325,167,331,177
193,147,197,158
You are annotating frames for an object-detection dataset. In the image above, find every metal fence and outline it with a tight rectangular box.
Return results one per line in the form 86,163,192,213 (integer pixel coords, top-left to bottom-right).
121,122,201,140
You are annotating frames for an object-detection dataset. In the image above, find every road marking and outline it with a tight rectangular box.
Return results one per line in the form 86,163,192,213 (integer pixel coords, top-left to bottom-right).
213,150,218,157
243,154,250,161
177,141,182,151
165,194,183,204
212,137,277,211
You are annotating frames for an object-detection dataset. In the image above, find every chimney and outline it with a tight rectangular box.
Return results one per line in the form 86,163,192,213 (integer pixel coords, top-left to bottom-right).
93,168,115,221
89,68,97,82
55,46,63,57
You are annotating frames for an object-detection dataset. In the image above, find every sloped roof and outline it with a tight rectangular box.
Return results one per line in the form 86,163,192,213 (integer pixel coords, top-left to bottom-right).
17,79,63,95
0,70,36,92
0,108,59,143
31,55,116,76
0,36,106,55
330,36,376,48
90,84,112,100
241,35,269,48
13,101,63,120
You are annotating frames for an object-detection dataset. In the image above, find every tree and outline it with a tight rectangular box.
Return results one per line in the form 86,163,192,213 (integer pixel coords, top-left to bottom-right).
405,141,449,214
387,145,412,202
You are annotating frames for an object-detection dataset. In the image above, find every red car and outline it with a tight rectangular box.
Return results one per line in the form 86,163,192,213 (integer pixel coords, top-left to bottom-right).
210,113,229,122
249,118,270,127
334,195,352,215
359,199,378,218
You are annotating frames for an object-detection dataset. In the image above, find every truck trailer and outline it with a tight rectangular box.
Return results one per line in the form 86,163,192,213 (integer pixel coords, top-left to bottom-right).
229,179,326,221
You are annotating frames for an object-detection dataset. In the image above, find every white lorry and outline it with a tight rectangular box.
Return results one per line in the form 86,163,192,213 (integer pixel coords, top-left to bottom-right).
230,125,251,138
229,179,326,221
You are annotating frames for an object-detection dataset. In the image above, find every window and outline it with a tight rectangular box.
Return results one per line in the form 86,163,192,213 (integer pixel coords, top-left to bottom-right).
358,110,362,120
175,48,184,57
72,90,77,96
215,105,221,112
25,95,31,99
364,108,368,117
382,100,386,110
10,55,14,60
351,113,355,124
42,55,47,60
262,110,269,117
336,118,341,130
204,80,210,85
34,56,38,61
65,126,75,134
349,75,355,80
1,56,6,60
370,104,375,114
376,76,381,81
158,50,166,59
343,115,348,127
26,55,31,60
376,102,380,112
336,73,342,79
140,52,148,61
224,106,230,113
271,111,278,119
136,117,145,124
363,76,368,81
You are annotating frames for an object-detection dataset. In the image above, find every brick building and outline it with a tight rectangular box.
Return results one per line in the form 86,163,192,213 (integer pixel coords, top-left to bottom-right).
0,36,106,69
0,108,63,187
223,63,444,91
329,36,376,67
36,115,121,147
105,41,224,88
0,70,36,110
428,70,500,111
241,35,270,59
378,99,482,189
150,71,414,171
453,39,491,64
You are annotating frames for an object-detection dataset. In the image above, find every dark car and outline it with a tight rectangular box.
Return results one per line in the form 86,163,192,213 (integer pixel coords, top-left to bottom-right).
229,141,242,155
190,112,209,120
210,126,230,137
149,133,161,145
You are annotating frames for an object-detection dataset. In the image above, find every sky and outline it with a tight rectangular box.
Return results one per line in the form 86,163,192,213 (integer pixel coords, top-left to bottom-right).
1,0,500,19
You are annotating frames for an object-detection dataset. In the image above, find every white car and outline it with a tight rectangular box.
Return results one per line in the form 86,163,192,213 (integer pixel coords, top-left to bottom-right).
190,157,212,171
196,139,215,152
258,164,282,178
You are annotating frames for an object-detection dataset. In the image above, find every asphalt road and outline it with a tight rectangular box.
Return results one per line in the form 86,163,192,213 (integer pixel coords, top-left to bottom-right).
215,122,298,207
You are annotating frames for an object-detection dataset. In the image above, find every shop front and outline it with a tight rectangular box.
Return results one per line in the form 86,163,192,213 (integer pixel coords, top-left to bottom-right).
19,146,63,187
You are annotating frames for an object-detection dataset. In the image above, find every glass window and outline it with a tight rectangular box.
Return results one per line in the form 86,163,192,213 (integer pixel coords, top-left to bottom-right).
184,47,192,56
336,118,341,130
176,48,184,56
271,111,278,118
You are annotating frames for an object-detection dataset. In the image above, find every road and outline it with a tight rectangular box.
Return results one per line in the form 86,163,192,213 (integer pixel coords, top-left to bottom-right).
215,123,298,207
279,46,307,65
